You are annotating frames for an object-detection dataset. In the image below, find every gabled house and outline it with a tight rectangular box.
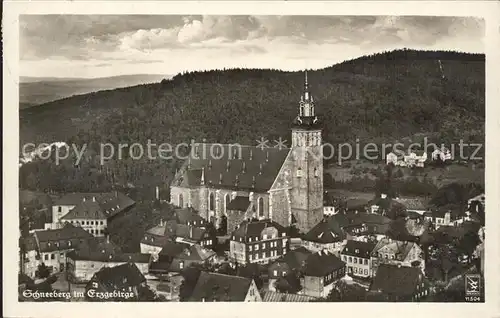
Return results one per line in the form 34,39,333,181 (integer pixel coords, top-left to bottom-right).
342,212,392,240
85,263,147,301
301,218,346,256
423,207,468,229
229,219,289,265
148,241,216,275
49,191,135,234
188,271,262,302
371,238,424,276
66,237,150,283
267,246,312,292
340,240,377,278
393,197,428,215
369,264,429,301
22,223,94,276
301,249,346,298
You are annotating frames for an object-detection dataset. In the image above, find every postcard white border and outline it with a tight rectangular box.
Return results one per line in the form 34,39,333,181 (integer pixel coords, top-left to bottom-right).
3,1,500,318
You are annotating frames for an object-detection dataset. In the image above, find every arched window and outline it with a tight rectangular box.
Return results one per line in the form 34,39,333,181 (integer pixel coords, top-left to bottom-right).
224,194,230,214
209,192,215,211
258,197,264,217
178,194,184,208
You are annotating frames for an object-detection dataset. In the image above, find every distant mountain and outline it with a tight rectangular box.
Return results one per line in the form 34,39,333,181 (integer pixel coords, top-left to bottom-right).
19,74,170,108
19,49,485,194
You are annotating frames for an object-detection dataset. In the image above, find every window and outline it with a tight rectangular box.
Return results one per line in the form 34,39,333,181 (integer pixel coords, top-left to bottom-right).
258,197,264,217
92,282,98,288
249,255,253,261
58,206,62,212
224,194,230,214
249,237,252,242
354,258,358,264
364,259,368,265
348,257,352,263
91,221,94,225
262,243,265,249
209,193,215,211
51,254,55,260
282,233,286,237
261,253,265,259
44,254,48,261
179,261,184,269
385,254,388,259
178,194,184,207
249,245,253,252
297,168,303,177
282,239,287,245
282,249,286,255
263,234,267,240
283,271,287,276
364,269,368,275
273,270,278,276
354,267,357,273
342,256,346,261
255,244,259,251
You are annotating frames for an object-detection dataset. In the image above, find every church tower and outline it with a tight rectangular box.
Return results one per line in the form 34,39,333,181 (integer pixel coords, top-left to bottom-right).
290,71,324,234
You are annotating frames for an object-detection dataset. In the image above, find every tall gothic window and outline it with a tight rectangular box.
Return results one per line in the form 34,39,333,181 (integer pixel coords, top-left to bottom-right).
209,192,215,211
178,194,184,208
224,194,230,214
258,197,265,218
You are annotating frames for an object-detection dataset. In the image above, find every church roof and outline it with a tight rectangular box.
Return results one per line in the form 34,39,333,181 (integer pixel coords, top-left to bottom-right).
171,144,289,192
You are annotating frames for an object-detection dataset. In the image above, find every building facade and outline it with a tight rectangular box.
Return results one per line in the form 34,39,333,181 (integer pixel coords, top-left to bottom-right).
169,72,324,234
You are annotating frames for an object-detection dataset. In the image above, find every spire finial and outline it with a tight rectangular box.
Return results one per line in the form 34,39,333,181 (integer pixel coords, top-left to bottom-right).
305,70,308,88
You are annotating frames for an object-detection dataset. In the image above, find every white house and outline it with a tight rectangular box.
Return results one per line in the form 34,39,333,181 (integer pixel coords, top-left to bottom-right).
431,148,452,162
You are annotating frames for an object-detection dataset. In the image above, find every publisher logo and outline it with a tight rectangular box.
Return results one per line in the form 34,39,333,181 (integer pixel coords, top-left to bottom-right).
465,274,480,296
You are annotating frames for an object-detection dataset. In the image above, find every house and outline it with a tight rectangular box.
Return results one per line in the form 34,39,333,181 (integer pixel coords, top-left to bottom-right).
386,152,400,166
229,219,289,265
140,218,216,255
342,212,392,240
423,208,468,229
369,193,389,214
49,191,135,234
262,291,316,302
431,148,452,162
174,207,208,227
301,249,346,298
188,271,262,301
403,150,427,168
21,223,94,276
85,263,147,301
149,242,216,275
393,197,428,215
151,274,184,301
170,73,325,234
267,246,312,292
66,237,150,283
301,218,346,256
371,238,425,276
340,240,377,278
468,193,485,213
369,264,429,301
19,235,39,278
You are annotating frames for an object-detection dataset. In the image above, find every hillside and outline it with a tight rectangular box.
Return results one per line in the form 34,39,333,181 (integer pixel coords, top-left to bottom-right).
19,74,169,107
19,49,485,195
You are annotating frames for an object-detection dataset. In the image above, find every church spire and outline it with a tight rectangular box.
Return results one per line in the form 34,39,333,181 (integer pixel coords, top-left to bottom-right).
298,70,314,117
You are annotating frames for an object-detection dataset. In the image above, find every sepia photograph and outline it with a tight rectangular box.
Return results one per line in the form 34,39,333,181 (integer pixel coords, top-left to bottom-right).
3,1,500,318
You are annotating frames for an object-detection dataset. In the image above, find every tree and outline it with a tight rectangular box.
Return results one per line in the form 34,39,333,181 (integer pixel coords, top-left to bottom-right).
325,280,367,302
37,263,50,279
457,231,480,263
179,266,202,301
274,272,302,294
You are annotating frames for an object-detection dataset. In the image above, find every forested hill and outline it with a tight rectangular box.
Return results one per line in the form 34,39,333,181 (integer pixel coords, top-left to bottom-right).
19,49,484,193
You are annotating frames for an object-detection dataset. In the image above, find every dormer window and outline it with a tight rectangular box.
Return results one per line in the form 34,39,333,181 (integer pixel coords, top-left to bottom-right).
314,168,319,177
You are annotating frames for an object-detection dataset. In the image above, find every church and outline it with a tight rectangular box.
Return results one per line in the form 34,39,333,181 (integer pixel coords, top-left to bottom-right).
170,72,324,234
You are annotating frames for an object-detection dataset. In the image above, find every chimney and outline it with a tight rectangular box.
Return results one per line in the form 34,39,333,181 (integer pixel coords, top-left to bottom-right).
106,235,110,244
242,161,246,173
219,173,223,184
250,149,253,160
155,186,160,201
92,196,96,202
189,225,193,238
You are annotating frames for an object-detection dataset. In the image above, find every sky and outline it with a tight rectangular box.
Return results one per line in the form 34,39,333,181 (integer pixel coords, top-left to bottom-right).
20,15,485,78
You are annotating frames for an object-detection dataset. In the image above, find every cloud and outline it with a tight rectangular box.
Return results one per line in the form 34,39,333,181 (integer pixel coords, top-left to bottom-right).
19,15,485,78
